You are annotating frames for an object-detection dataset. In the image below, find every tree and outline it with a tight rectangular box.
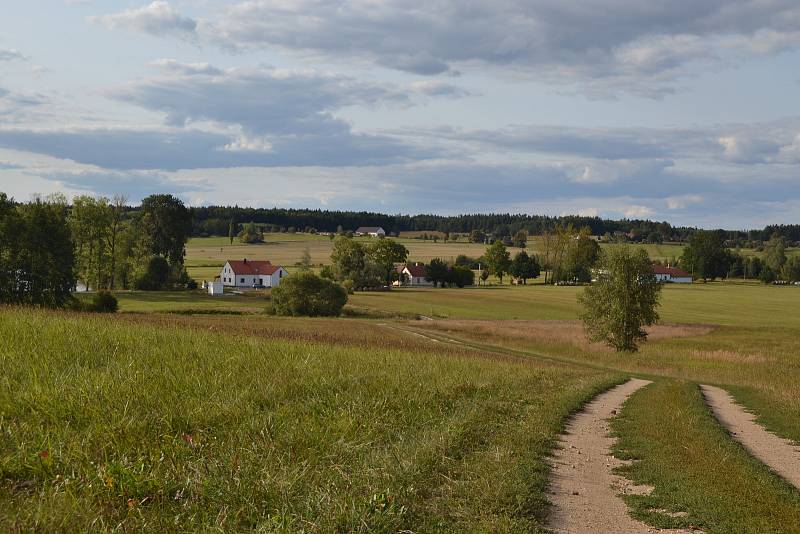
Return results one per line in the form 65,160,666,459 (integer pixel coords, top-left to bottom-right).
239,221,264,244
448,265,475,288
469,229,487,244
579,246,662,352
425,258,450,287
134,256,171,290
484,240,511,284
509,250,541,283
763,233,788,274
299,246,313,271
562,233,600,283
107,195,128,290
782,256,800,282
139,194,192,266
369,238,409,285
330,236,382,289
680,230,730,281
271,271,348,316
512,230,528,248
12,195,76,307
69,196,113,291
228,218,237,245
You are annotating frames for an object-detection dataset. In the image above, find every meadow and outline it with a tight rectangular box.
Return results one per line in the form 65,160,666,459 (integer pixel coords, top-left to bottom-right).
0,308,616,532
184,234,698,283
6,237,800,531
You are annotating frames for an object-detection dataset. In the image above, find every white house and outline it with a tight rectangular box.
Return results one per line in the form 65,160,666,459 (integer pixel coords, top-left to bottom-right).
394,264,433,286
354,226,386,237
652,264,692,284
220,259,289,288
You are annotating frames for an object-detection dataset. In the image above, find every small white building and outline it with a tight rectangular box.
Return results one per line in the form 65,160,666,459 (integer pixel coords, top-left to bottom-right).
394,264,433,286
208,280,224,295
354,226,386,237
220,259,289,288
652,264,692,284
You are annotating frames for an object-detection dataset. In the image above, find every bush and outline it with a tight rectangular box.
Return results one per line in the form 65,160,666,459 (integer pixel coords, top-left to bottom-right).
270,272,348,317
70,291,119,313
90,291,119,313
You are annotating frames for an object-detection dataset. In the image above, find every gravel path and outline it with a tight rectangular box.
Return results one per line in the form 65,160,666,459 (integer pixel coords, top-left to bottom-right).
701,384,800,490
548,378,690,533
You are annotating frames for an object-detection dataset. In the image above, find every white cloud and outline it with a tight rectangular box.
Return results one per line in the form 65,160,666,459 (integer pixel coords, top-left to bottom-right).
666,194,704,210
624,205,655,218
88,1,196,37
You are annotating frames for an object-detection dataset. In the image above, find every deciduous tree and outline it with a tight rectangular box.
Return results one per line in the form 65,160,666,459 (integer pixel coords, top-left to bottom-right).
579,246,661,352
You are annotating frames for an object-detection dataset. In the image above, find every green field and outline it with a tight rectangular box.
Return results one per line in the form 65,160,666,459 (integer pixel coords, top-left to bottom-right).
184,234,707,283
5,264,800,530
0,309,616,531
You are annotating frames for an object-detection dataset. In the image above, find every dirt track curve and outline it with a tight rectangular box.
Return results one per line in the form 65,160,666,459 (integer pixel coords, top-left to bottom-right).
701,384,800,490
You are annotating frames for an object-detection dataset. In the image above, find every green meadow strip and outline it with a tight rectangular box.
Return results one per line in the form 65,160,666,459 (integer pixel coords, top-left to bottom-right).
611,380,800,533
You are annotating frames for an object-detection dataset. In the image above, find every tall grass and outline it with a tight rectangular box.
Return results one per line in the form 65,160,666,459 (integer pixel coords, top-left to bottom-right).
0,308,615,532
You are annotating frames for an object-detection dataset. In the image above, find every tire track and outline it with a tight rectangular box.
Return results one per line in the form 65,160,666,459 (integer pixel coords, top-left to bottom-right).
701,384,800,490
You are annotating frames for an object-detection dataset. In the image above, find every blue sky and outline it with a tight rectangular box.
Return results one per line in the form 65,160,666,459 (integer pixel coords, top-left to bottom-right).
1,1,799,228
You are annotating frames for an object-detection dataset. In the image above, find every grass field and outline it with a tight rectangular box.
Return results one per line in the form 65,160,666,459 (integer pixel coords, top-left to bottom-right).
0,309,616,532
6,252,800,530
185,233,796,284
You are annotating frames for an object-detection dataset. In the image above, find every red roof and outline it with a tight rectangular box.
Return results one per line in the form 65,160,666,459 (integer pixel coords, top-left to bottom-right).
404,264,427,277
227,259,280,275
652,264,691,278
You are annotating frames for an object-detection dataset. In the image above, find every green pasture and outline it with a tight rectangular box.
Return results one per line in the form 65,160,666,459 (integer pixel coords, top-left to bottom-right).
0,308,615,532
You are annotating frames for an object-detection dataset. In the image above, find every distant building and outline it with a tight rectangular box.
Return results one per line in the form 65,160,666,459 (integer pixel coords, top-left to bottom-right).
207,280,224,295
221,259,288,288
394,263,432,286
354,226,386,237
652,264,692,284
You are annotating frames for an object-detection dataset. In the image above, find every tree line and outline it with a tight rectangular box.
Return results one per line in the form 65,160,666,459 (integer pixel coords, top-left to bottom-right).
0,192,195,307
188,206,789,243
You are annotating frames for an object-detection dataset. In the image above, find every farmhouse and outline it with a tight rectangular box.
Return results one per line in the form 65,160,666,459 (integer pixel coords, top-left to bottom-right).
394,264,433,286
220,259,288,288
652,264,692,284
354,226,386,237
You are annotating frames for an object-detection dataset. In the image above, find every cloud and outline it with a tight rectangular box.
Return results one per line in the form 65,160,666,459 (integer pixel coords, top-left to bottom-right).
110,63,410,136
623,205,656,218
409,81,472,98
36,170,210,201
0,48,26,62
666,194,704,210
0,161,23,170
718,135,781,163
169,0,800,97
88,1,196,37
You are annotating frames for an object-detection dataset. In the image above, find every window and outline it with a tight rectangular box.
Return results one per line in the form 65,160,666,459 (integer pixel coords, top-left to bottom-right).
240,278,245,283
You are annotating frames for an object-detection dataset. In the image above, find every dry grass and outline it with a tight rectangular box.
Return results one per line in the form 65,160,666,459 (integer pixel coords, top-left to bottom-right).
421,319,714,352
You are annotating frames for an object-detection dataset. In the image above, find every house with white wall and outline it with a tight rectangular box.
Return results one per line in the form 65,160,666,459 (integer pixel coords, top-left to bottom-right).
652,264,692,284
354,226,386,237
220,259,288,288
394,264,433,286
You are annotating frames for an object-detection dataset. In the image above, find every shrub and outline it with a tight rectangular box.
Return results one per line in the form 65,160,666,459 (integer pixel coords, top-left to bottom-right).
271,272,348,317
90,291,119,313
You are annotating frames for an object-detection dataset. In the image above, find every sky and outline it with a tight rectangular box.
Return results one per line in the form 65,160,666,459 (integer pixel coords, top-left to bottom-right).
1,1,800,229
